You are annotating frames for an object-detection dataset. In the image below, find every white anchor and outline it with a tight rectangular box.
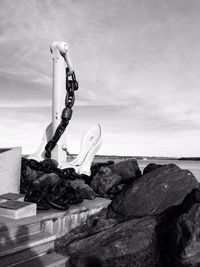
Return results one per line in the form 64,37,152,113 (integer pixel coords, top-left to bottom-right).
28,41,102,176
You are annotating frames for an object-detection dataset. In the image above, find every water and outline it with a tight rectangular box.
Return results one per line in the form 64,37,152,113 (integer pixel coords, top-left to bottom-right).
138,159,200,182
94,157,200,182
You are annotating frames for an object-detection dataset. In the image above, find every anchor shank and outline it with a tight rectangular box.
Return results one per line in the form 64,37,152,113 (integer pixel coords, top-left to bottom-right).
50,42,69,164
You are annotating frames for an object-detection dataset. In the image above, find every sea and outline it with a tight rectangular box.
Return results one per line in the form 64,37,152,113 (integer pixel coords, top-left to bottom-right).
138,159,200,182
94,157,200,182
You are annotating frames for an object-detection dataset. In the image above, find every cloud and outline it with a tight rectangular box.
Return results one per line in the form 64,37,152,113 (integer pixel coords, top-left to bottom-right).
0,104,199,157
0,0,200,156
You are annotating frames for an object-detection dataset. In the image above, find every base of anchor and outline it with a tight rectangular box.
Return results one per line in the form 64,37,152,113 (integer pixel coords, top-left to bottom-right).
28,124,102,176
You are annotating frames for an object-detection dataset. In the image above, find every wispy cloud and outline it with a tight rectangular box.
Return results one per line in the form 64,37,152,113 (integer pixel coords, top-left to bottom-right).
0,0,200,156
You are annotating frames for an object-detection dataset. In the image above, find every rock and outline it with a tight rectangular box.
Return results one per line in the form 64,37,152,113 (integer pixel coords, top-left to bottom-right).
107,164,199,220
167,202,200,266
56,214,118,249
91,161,115,178
108,183,127,197
143,163,163,175
89,217,118,234
66,217,160,267
91,168,122,198
91,159,141,198
70,179,96,200
108,159,141,181
32,172,60,187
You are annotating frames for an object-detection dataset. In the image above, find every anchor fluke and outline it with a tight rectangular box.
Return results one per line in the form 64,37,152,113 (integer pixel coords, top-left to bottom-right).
60,124,102,176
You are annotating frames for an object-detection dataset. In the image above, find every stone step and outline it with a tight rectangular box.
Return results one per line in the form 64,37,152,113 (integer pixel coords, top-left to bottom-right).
10,252,69,267
0,221,42,241
0,231,56,267
0,197,111,239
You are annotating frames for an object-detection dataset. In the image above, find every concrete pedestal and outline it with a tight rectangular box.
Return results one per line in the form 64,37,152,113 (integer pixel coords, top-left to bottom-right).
0,147,21,194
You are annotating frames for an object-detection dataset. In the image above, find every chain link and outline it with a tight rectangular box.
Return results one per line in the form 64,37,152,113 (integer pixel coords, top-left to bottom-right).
45,68,78,158
21,68,81,210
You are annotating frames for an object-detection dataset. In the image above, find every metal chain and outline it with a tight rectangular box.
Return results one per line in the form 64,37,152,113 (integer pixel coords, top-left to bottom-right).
45,69,78,159
21,158,115,210
20,68,80,210
21,157,84,210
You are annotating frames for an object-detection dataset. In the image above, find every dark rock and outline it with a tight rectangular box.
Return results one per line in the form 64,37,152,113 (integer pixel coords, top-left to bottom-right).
92,168,121,198
70,179,96,200
89,217,118,233
167,202,200,266
91,160,115,178
56,212,118,249
91,159,141,198
107,164,199,220
32,172,60,187
143,163,163,175
108,159,141,181
108,183,127,198
66,217,160,267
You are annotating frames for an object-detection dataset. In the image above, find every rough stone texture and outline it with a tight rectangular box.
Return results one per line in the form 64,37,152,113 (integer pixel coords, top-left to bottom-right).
56,208,118,249
90,161,115,178
143,163,163,175
91,159,141,198
92,168,121,197
66,217,159,267
107,164,199,220
69,179,96,200
42,198,111,238
167,202,200,266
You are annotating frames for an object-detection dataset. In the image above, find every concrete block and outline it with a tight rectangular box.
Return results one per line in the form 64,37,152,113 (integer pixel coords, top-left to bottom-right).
0,200,37,219
0,147,21,194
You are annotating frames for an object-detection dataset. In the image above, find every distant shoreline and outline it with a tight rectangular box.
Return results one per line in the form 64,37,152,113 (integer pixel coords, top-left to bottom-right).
22,154,200,161
80,154,200,161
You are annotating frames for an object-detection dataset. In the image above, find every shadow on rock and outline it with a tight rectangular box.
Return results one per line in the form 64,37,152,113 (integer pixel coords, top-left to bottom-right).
155,188,200,267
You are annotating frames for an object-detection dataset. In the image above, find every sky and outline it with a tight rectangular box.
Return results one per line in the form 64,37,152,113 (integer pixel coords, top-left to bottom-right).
0,0,200,157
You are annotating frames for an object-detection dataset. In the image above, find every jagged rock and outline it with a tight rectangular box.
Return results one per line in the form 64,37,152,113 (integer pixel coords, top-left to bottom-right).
66,217,160,267
107,164,199,220
108,159,141,181
91,161,115,178
143,163,163,175
167,202,200,266
70,179,96,200
32,172,60,187
56,214,118,249
92,168,121,198
91,159,141,198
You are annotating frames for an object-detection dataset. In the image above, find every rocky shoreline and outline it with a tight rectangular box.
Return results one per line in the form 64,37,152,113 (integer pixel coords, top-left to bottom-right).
21,158,200,266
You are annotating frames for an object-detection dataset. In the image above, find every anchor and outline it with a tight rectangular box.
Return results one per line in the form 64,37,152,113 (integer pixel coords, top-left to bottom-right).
28,41,102,176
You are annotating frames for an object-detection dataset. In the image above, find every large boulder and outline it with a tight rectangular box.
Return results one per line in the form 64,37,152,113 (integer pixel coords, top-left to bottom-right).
56,215,118,249
107,164,199,220
66,217,160,267
143,163,163,175
167,201,200,266
91,159,141,198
